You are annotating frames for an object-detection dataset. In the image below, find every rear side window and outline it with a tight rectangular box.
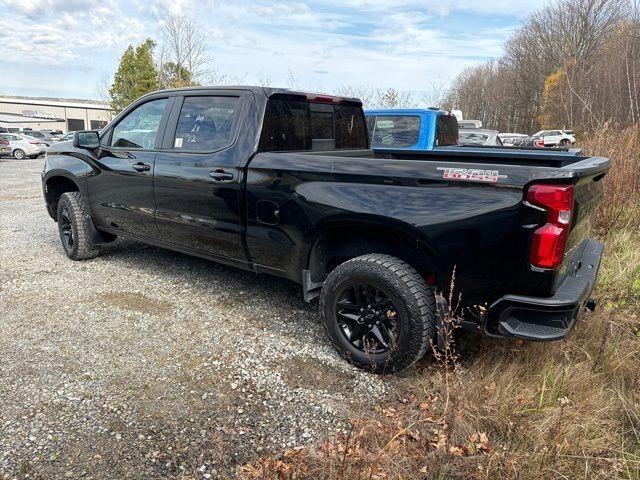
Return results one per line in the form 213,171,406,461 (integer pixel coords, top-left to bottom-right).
259,99,367,152
370,116,420,148
173,96,240,151
436,115,458,146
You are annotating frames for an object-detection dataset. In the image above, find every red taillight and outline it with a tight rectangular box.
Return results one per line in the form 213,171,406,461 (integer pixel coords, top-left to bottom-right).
305,93,342,104
527,184,574,269
0,140,8,145
534,138,544,148
29,140,40,144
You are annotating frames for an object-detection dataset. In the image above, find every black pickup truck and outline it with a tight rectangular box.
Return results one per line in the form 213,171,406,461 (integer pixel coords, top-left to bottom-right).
42,86,610,373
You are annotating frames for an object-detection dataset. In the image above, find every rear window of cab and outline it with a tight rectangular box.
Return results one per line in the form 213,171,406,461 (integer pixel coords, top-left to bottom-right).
367,116,421,148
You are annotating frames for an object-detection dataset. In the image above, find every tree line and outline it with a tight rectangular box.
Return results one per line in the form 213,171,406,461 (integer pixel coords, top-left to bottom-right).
444,0,640,134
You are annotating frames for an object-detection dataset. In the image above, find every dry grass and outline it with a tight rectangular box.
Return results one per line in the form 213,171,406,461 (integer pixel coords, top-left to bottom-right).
241,128,640,480
241,308,639,480
581,125,640,234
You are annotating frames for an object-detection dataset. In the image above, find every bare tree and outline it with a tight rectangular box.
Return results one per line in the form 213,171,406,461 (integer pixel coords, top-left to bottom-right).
336,86,415,109
95,72,114,120
375,88,414,108
420,78,450,108
159,14,210,87
96,72,112,103
336,85,377,107
256,72,273,87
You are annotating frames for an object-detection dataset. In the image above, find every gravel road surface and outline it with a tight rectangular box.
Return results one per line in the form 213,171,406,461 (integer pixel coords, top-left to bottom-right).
0,158,398,479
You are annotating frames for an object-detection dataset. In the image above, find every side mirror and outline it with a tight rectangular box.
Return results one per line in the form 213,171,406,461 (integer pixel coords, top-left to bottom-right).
73,130,100,149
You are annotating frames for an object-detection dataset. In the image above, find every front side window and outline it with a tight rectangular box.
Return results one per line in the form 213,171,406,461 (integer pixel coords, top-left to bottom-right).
110,98,168,149
173,96,240,152
371,116,420,148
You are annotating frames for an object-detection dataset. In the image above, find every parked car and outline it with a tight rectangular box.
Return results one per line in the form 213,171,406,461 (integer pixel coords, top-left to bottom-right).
23,130,58,146
458,128,503,146
0,136,10,156
525,135,546,148
62,131,76,141
41,129,65,141
532,129,576,147
458,119,483,129
498,133,529,146
42,86,609,373
0,133,47,159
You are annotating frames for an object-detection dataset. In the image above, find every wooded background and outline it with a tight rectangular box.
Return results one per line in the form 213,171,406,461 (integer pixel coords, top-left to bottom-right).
443,0,640,133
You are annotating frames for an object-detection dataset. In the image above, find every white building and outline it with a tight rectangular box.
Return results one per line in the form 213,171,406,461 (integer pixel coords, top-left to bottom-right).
0,96,113,133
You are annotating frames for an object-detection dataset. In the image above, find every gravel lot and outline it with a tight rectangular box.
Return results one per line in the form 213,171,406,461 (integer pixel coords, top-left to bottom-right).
0,158,399,479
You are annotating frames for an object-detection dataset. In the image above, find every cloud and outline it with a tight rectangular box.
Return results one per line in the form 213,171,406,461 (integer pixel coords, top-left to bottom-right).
1,0,549,99
1,1,144,64
0,0,90,17
255,2,312,19
134,0,191,19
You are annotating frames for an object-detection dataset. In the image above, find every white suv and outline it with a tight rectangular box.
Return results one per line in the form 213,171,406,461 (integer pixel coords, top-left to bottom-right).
533,130,576,147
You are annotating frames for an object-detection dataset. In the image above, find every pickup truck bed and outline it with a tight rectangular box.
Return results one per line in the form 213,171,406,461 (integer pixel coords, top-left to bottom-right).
42,86,610,373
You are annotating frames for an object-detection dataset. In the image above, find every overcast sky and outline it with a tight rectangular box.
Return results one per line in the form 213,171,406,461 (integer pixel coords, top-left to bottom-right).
0,0,549,101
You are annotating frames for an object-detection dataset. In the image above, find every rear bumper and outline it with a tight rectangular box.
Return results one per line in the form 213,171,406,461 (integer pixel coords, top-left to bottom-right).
486,239,604,341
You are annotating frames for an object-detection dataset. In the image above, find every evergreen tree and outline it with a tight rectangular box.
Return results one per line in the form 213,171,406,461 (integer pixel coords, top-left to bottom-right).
109,39,159,113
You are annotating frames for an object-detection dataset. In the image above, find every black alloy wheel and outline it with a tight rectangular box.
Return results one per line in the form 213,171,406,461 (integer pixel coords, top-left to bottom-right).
320,254,436,373
335,283,399,354
59,206,74,250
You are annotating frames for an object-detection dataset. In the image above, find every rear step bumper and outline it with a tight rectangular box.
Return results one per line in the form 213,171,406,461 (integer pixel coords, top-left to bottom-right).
486,239,604,341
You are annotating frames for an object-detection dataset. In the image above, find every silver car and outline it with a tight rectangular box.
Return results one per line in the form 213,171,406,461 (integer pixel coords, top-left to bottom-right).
458,128,503,146
0,133,47,159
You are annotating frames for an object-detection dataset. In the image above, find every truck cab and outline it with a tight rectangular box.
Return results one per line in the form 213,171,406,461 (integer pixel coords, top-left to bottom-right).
365,108,458,151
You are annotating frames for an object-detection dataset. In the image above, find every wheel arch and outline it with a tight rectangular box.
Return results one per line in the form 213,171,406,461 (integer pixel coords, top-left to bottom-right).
305,218,440,288
43,174,81,221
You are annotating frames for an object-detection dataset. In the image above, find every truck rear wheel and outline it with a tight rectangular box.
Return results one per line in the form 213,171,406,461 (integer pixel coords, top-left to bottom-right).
319,254,436,373
56,192,99,260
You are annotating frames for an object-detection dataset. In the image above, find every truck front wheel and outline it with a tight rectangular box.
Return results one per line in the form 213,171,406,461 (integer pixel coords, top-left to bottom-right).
56,192,100,260
319,254,436,373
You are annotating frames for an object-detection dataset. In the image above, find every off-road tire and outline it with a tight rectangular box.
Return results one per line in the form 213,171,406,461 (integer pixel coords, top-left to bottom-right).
320,254,436,373
56,192,99,260
13,149,25,159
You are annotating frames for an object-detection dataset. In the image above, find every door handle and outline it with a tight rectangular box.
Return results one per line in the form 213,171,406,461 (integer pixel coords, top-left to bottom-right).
209,169,235,182
132,162,150,172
